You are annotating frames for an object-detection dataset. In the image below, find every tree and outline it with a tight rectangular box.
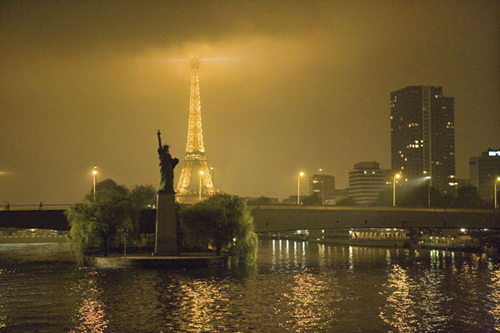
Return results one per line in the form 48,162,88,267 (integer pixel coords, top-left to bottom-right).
66,179,134,264
338,196,356,206
130,184,156,209
455,186,484,208
180,193,258,266
302,195,322,205
129,184,156,238
247,196,272,205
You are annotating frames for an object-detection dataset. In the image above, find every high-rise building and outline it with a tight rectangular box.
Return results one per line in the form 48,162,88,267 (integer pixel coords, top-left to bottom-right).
469,149,500,202
348,162,389,205
309,174,335,204
390,86,456,193
176,58,215,203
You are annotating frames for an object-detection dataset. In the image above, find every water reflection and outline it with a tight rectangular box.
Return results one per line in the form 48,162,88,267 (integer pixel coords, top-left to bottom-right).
278,271,339,332
2,241,500,332
318,243,325,268
0,269,7,329
489,265,500,330
418,269,448,330
70,269,108,333
175,279,228,332
379,264,418,332
272,239,309,271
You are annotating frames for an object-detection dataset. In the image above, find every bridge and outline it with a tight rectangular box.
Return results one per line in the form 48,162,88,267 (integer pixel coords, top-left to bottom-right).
249,205,500,232
1,205,499,232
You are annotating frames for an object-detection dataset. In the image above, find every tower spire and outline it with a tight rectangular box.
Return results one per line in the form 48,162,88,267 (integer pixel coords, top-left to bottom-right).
176,57,215,203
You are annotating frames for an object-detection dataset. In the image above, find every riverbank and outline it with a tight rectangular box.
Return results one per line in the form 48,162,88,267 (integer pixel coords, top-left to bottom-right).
86,253,229,269
0,235,68,244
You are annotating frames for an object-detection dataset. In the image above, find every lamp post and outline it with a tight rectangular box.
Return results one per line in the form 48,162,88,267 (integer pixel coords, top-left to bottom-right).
199,170,204,201
495,176,500,210
424,171,431,208
92,166,97,202
297,171,304,205
392,173,401,207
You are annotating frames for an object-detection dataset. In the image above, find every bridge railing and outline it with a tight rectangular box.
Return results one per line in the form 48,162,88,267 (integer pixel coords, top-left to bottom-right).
2,204,72,211
247,204,498,214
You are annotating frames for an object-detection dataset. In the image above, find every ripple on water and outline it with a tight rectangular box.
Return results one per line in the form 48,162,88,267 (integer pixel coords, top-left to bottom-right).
1,241,500,332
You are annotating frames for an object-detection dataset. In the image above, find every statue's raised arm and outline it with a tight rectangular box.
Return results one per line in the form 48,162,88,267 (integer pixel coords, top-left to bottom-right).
157,130,162,150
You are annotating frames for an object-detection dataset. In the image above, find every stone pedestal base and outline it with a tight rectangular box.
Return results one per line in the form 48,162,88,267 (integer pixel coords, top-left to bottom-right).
155,192,178,255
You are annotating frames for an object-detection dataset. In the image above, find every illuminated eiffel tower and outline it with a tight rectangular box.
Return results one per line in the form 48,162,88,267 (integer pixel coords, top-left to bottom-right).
176,57,215,203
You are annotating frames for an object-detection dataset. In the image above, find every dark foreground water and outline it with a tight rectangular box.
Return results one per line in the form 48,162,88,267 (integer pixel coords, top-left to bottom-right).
1,240,500,332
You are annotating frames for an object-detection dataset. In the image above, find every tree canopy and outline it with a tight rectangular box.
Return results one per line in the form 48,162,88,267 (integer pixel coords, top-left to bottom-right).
180,193,258,266
66,179,154,265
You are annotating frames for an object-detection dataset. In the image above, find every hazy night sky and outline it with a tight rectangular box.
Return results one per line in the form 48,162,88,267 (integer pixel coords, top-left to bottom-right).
1,0,499,205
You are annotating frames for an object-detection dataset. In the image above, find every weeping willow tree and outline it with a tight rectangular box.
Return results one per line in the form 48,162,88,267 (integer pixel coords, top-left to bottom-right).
66,202,99,266
65,179,134,265
180,193,258,266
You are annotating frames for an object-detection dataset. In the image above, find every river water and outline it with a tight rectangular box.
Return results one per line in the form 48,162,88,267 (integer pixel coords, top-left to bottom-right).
1,240,499,332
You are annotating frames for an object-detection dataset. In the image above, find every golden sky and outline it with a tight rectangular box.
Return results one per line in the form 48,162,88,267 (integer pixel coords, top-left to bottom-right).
1,0,499,203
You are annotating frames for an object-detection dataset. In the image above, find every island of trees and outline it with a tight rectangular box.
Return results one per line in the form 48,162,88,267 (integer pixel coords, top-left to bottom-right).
66,179,258,267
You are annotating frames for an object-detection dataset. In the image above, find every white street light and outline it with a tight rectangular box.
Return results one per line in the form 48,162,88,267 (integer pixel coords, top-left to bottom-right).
199,170,204,201
393,173,401,207
92,166,97,201
298,172,304,205
424,171,431,208
495,176,500,210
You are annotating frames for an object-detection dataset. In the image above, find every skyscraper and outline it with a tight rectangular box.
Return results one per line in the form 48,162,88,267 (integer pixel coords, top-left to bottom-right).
176,58,215,203
390,86,455,193
309,174,335,204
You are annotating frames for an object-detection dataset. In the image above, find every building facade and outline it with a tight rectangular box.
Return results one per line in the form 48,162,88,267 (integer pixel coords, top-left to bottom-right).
469,149,500,202
391,86,456,193
348,162,389,205
309,174,335,204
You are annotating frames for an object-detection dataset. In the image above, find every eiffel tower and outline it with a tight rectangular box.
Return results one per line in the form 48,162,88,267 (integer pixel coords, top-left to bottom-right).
176,57,215,203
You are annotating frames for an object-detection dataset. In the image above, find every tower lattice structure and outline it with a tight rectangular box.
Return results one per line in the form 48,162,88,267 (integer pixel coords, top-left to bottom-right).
176,58,215,202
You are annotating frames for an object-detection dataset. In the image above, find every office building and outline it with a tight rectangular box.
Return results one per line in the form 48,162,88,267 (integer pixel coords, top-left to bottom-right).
309,174,335,204
349,162,388,205
391,86,455,193
469,149,500,202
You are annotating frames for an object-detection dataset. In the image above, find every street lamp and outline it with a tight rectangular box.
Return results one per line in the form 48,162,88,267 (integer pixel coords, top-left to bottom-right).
92,166,97,201
424,171,431,208
199,170,204,201
495,176,500,210
392,173,401,207
297,171,304,205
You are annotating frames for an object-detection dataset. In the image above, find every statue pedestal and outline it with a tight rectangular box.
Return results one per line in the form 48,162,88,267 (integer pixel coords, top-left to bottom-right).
155,192,178,255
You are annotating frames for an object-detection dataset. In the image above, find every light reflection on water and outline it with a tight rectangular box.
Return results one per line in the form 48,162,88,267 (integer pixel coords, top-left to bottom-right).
1,241,500,332
70,270,109,333
379,264,418,332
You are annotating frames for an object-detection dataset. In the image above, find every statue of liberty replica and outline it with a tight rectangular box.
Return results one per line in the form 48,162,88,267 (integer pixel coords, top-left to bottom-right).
157,130,179,193
155,130,179,255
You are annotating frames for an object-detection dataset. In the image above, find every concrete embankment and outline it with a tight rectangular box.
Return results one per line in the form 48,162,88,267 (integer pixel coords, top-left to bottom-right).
87,253,229,269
